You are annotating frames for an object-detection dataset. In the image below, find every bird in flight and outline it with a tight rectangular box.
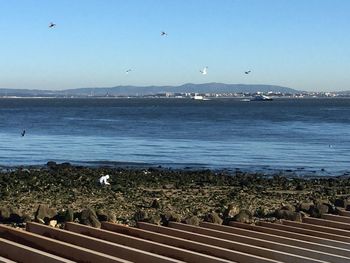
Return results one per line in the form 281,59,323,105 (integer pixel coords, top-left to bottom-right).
49,22,56,28
245,70,251,74
21,130,26,137
200,66,208,75
161,31,168,36
126,69,132,74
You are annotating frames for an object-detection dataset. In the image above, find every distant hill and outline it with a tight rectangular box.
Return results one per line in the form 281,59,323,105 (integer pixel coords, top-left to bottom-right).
0,83,299,97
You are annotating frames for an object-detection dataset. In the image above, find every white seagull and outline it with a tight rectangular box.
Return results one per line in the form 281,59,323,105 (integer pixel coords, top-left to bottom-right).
126,69,132,74
99,174,110,185
200,66,208,75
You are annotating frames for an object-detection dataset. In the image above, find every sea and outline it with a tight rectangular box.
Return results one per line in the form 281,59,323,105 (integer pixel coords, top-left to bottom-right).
0,97,350,176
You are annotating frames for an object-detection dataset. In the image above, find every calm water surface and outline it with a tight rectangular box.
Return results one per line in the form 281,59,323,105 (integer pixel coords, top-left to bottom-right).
0,98,349,175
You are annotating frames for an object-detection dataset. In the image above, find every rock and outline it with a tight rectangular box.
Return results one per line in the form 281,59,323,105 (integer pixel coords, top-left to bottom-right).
80,208,101,228
298,202,313,212
0,207,11,221
275,209,302,222
151,199,161,209
0,206,23,223
161,212,182,226
35,204,57,224
309,204,329,218
64,208,74,222
255,206,271,217
334,198,345,208
233,210,252,223
49,220,57,227
204,212,223,225
280,203,296,212
223,204,240,218
185,216,200,226
96,210,116,222
148,214,161,225
134,210,148,222
46,161,57,168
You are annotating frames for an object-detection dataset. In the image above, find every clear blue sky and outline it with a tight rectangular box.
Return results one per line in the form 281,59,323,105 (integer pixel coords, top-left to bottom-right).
0,0,349,91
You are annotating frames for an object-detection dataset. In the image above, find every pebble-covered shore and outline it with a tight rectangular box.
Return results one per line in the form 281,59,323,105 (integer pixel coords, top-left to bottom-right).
1,162,350,228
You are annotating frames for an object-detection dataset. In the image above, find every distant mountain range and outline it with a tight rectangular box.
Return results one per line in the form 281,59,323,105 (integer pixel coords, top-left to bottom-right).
0,83,299,97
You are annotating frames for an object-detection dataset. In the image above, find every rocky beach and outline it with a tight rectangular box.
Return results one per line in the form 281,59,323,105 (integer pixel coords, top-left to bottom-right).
1,162,350,228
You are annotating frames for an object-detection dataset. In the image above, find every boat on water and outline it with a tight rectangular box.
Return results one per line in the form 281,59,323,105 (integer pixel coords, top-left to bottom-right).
250,94,273,101
192,95,211,101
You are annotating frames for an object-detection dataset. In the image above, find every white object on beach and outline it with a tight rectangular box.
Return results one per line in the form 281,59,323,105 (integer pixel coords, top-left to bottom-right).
99,174,110,185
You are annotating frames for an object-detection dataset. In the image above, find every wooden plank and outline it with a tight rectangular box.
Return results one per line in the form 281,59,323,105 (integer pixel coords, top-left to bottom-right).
303,217,350,231
0,256,16,263
202,221,350,257
170,222,349,263
228,221,350,251
65,222,229,263
338,210,350,217
0,224,127,263
0,237,73,263
138,222,327,263
322,214,350,224
283,220,350,237
102,222,277,263
27,222,180,263
260,221,350,243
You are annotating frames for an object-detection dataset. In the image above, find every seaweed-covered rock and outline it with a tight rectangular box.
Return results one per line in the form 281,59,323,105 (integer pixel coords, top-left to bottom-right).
185,216,200,226
275,209,302,222
204,212,223,225
35,204,57,224
298,202,313,212
80,208,101,228
0,206,23,223
134,210,148,222
148,214,162,225
223,204,240,218
96,209,116,223
64,208,74,222
233,209,252,223
309,203,329,218
161,211,181,226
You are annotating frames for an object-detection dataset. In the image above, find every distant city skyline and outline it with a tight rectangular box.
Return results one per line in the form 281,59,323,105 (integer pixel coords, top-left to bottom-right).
0,0,349,92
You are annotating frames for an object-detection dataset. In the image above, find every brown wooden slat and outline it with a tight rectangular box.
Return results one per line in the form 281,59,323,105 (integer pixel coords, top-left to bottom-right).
322,214,350,224
260,221,350,243
303,217,350,231
283,220,350,237
0,256,16,263
170,222,349,263
65,222,229,263
0,224,128,263
202,221,350,257
27,222,180,263
338,210,350,217
229,221,350,250
102,222,277,263
0,237,73,263
138,222,327,263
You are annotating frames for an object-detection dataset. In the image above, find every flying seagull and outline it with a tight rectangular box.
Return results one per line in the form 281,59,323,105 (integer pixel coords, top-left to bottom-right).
49,22,56,28
200,66,208,75
161,31,168,36
245,70,251,74
21,129,26,137
126,69,132,74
